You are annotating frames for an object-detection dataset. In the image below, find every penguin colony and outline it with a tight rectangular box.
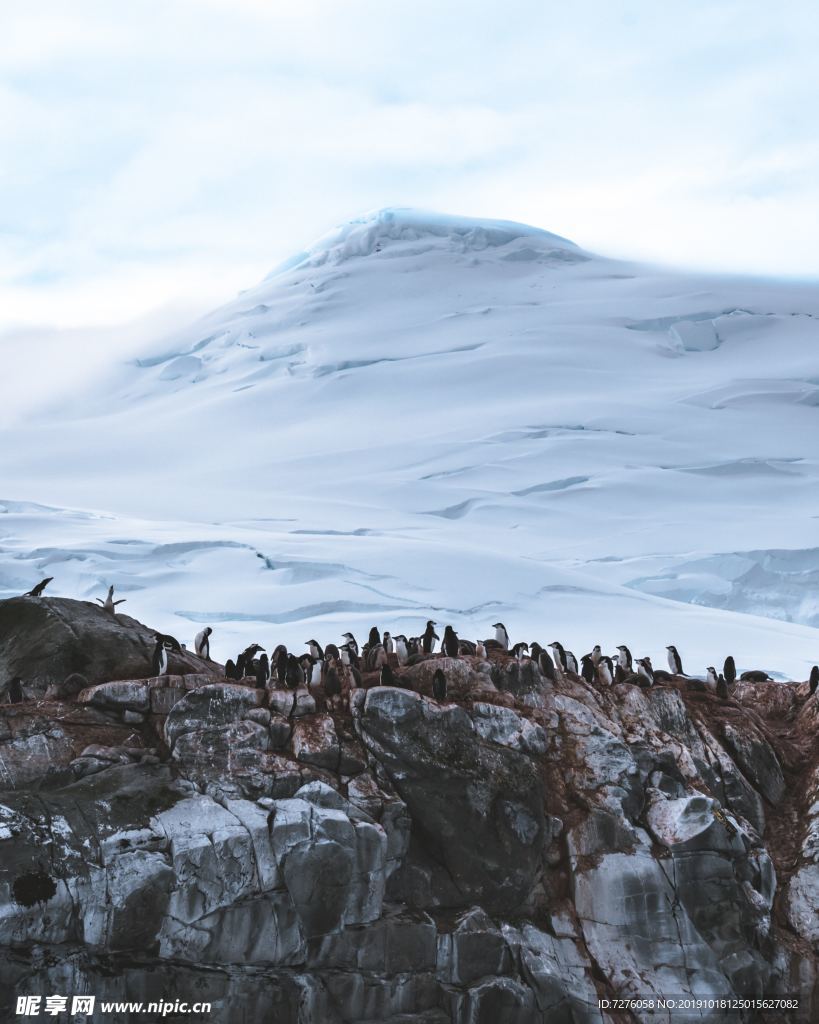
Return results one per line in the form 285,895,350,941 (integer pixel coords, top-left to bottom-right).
3,582,819,707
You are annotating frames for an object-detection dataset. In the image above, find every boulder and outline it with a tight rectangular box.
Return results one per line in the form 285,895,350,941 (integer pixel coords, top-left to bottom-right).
0,596,220,695
291,715,340,770
164,684,264,751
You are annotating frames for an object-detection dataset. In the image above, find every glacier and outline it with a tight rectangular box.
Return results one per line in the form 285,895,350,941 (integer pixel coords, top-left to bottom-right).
1,207,818,676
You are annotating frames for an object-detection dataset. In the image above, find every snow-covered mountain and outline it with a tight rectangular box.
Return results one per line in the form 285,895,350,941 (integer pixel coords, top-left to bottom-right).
2,208,818,674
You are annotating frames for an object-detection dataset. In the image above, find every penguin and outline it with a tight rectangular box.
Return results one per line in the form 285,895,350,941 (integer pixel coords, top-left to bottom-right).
324,661,342,707
549,641,578,676
341,632,359,657
422,620,438,655
366,644,388,671
616,646,633,673
305,640,324,668
243,643,264,663
393,635,409,666
476,640,487,659
5,677,24,704
152,637,169,676
155,632,182,652
511,641,530,661
324,643,340,662
194,626,213,659
739,670,771,683
597,656,614,686
666,645,684,676
717,674,729,700
255,653,270,689
537,648,556,682
432,668,447,701
235,653,247,680
380,663,397,687
341,643,360,671
285,654,304,690
96,585,126,615
225,659,238,680
810,665,819,697
614,662,627,685
25,577,53,598
442,626,459,658
492,623,510,651
580,654,595,683
54,672,88,699
383,632,394,655
368,626,381,648
723,656,736,687
705,667,719,690
636,658,654,687
590,644,602,666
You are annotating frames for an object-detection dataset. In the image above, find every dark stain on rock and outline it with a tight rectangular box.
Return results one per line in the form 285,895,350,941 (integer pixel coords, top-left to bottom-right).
12,869,57,907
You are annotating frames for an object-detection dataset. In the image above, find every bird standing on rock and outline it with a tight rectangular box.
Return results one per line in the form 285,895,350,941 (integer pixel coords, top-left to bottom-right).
809,666,818,697
255,653,270,689
442,626,459,658
341,632,359,657
432,668,447,701
616,646,633,673
195,626,213,659
491,623,510,651
549,641,578,676
666,645,684,675
636,658,654,687
723,656,736,687
96,585,126,615
24,577,53,598
597,656,614,686
422,620,438,655
285,654,304,690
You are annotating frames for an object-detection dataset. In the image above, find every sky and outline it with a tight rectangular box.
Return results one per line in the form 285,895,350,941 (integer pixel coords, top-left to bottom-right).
2,0,818,341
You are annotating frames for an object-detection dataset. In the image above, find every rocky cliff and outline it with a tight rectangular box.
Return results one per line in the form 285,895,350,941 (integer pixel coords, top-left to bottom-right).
0,599,817,1023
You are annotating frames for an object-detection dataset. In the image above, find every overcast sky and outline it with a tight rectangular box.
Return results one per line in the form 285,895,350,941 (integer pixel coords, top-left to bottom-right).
2,0,818,336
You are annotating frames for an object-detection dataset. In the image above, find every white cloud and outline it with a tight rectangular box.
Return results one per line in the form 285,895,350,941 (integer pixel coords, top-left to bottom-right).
1,0,817,343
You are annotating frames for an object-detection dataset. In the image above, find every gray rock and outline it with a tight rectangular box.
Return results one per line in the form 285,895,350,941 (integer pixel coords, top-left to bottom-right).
291,714,340,770
0,596,219,695
357,687,546,911
164,684,264,750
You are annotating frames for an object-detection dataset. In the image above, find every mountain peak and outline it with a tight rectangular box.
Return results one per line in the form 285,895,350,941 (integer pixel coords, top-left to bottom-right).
266,207,582,278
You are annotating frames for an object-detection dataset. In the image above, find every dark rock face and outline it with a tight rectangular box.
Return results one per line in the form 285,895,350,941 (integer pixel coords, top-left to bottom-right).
1,605,818,1022
356,687,546,912
0,596,220,695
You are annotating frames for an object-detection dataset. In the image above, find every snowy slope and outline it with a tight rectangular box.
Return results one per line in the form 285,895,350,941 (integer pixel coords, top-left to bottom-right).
2,208,818,675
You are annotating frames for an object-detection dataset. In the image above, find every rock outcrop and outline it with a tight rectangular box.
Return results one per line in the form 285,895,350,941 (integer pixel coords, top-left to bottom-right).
0,597,220,695
0,616,817,1023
